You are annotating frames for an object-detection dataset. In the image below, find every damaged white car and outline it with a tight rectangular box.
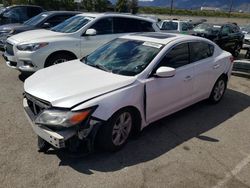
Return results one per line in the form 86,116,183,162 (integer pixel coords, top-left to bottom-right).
23,33,233,152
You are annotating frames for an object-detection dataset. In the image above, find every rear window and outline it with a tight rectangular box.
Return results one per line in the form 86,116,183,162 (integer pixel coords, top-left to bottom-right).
161,21,178,30
189,42,214,63
193,23,221,34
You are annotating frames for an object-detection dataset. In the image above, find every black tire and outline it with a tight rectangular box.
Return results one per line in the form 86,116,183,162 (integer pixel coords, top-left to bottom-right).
233,43,241,57
45,53,75,68
209,76,227,104
37,136,51,153
96,109,134,152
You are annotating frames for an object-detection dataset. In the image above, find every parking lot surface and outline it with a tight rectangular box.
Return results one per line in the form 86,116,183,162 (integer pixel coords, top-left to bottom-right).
0,56,250,188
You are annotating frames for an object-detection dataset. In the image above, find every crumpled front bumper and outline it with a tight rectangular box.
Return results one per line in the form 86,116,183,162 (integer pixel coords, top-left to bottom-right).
23,98,76,148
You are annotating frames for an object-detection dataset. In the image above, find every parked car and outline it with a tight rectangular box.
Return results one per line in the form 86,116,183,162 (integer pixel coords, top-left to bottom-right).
192,23,244,57
3,13,159,73
243,33,250,58
0,5,44,25
240,24,250,34
0,11,80,50
157,20,193,34
23,33,234,152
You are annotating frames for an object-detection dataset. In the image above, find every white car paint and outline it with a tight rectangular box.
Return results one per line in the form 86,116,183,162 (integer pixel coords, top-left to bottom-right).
157,20,192,33
24,33,233,133
243,34,250,49
4,13,159,72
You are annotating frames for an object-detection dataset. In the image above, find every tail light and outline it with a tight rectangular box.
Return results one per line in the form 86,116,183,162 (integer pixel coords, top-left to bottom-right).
230,56,234,63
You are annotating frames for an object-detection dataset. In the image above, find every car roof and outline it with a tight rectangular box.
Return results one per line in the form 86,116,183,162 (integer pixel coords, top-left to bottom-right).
7,5,42,8
42,11,81,16
77,13,156,22
120,32,209,45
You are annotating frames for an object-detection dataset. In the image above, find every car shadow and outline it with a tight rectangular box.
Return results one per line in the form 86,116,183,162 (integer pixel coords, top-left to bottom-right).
49,89,250,175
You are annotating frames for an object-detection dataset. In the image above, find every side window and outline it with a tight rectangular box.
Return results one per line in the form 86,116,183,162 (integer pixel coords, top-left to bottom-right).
137,20,154,32
45,15,73,27
232,25,240,33
90,18,113,35
6,7,28,23
182,23,188,31
159,43,189,68
27,7,42,18
162,21,178,30
221,25,231,35
113,17,154,33
189,42,214,63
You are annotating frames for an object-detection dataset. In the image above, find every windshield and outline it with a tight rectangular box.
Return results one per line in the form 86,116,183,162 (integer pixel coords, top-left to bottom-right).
51,15,93,33
24,13,48,26
0,7,6,15
193,23,221,34
82,38,162,76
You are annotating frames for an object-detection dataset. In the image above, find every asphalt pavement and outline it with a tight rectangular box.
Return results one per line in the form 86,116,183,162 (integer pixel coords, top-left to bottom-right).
0,56,250,188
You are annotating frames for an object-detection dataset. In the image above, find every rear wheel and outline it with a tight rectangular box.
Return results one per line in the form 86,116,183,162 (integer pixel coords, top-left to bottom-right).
209,77,227,104
96,109,134,151
45,53,75,68
233,43,241,57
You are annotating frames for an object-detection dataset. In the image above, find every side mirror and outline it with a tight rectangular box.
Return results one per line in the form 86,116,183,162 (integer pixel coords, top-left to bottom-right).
85,28,97,36
42,22,51,28
155,67,176,78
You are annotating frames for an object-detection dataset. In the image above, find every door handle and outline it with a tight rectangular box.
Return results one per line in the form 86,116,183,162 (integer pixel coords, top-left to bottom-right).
184,75,192,81
213,64,220,69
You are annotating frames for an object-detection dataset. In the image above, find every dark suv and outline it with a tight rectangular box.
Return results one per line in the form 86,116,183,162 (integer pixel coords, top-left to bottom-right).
192,23,244,57
0,5,44,25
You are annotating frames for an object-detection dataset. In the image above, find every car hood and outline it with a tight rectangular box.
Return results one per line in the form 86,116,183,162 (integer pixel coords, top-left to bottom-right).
0,23,21,31
24,60,136,108
8,29,65,43
0,23,34,32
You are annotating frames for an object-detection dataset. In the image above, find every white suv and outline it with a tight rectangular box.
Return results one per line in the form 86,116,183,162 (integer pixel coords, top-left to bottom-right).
3,13,159,73
157,20,193,34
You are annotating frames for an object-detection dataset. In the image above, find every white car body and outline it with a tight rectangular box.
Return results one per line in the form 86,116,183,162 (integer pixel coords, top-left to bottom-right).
23,33,233,150
4,13,159,72
243,33,250,49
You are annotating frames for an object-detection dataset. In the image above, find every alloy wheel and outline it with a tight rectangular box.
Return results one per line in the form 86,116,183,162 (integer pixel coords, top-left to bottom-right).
213,80,225,101
112,112,132,146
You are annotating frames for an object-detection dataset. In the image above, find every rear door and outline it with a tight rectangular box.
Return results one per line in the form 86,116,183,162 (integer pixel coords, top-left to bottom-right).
189,41,216,100
219,25,234,52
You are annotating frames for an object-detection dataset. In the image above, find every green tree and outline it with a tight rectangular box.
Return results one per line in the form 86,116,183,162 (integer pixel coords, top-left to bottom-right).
93,0,112,12
129,0,138,14
116,0,128,12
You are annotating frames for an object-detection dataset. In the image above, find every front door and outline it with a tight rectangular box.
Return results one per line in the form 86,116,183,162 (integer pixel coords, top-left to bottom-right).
145,43,195,123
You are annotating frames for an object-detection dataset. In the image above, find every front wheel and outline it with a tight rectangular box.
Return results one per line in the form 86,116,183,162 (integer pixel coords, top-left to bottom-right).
96,109,134,152
209,77,227,104
45,53,75,68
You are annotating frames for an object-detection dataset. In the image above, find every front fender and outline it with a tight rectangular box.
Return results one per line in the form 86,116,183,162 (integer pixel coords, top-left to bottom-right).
71,82,146,128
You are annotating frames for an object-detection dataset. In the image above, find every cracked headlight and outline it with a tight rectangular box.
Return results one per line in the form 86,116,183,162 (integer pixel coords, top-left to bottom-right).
17,42,49,51
35,108,96,128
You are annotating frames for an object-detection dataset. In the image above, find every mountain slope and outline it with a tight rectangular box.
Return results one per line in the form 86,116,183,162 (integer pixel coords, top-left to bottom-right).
111,0,250,11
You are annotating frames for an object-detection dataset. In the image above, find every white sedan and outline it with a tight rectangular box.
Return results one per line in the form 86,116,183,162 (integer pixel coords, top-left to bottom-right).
23,33,233,152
